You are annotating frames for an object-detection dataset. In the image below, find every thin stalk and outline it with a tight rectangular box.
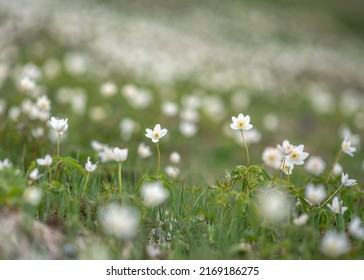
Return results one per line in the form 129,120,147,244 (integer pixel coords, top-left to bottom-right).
156,143,161,175
318,184,344,208
326,150,342,182
240,130,250,167
118,162,123,193
279,156,286,180
82,172,90,198
57,132,60,156
48,166,52,182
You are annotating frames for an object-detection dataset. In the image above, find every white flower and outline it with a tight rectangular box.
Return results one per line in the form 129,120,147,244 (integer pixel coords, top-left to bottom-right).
32,127,44,139
341,172,357,187
161,101,179,117
179,121,197,137
281,160,294,175
0,158,12,170
112,147,128,162
101,204,140,240
85,157,98,173
145,124,168,143
100,81,117,97
332,163,343,176
262,147,283,169
99,148,115,163
29,168,41,181
320,231,350,258
348,217,364,240
36,95,51,111
305,184,326,205
341,137,356,157
36,154,52,167
285,144,309,166
327,196,347,214
293,213,309,226
19,76,36,91
304,156,326,175
49,117,68,134
263,113,279,132
230,113,253,130
258,189,290,223
137,142,152,158
169,152,181,164
141,181,169,207
23,187,42,206
165,166,180,178
277,140,293,156
91,140,108,152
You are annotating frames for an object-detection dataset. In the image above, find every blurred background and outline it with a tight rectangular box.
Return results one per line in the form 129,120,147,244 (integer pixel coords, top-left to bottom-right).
1,0,364,182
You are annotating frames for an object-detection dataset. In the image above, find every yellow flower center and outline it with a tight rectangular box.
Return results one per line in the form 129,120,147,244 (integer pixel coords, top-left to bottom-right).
291,152,298,160
154,132,160,138
238,121,245,128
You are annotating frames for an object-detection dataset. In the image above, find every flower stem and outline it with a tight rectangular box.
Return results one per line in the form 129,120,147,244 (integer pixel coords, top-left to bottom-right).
240,130,250,167
48,166,52,182
118,162,123,193
318,184,344,208
57,132,60,156
326,150,342,182
156,143,161,175
82,172,90,198
279,156,286,179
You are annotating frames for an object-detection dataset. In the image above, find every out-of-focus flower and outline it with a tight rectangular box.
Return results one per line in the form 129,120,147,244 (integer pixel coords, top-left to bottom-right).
85,157,98,173
332,163,343,177
179,121,197,137
263,113,279,132
29,168,41,181
320,231,350,258
119,118,140,141
49,117,68,134
165,166,180,178
327,196,347,214
293,213,309,226
258,188,290,223
145,124,168,143
112,148,128,162
137,142,152,158
141,181,169,207
341,172,356,187
19,76,36,92
262,147,282,169
0,158,12,170
36,95,51,112
169,152,181,164
91,140,108,152
304,156,325,175
341,137,356,157
230,113,253,130
36,154,52,167
161,101,179,117
305,183,326,205
101,204,140,240
23,187,42,206
100,81,117,97
348,217,364,240
281,160,294,175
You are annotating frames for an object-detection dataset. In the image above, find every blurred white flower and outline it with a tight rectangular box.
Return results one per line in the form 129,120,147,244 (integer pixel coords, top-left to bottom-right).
320,231,350,258
145,124,168,143
161,101,179,117
99,148,115,163
179,121,197,137
341,137,356,157
19,76,36,92
49,117,68,134
304,156,325,176
0,158,12,170
137,142,152,159
112,147,128,162
341,172,356,187
91,140,108,152
165,166,180,178
277,140,293,156
327,196,347,214
230,113,253,130
231,91,250,111
332,163,343,177
36,154,52,167
263,113,279,132
262,147,282,169
36,95,51,112
281,160,294,175
89,106,108,121
305,183,326,205
169,152,181,164
141,181,169,207
101,204,140,240
8,106,21,121
341,127,360,148
29,168,41,181
100,81,117,97
85,157,98,173
293,213,309,226
259,189,291,223
119,118,140,141
180,108,200,123
23,187,42,206
348,217,364,240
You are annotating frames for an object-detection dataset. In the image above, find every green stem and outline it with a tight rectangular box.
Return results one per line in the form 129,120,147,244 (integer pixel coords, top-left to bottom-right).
287,173,290,186
240,130,250,167
57,132,60,156
82,172,90,197
48,166,52,182
118,162,123,193
318,184,344,208
156,143,161,175
326,150,342,182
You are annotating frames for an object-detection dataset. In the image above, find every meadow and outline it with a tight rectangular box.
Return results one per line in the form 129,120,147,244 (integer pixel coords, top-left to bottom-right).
0,0,363,259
